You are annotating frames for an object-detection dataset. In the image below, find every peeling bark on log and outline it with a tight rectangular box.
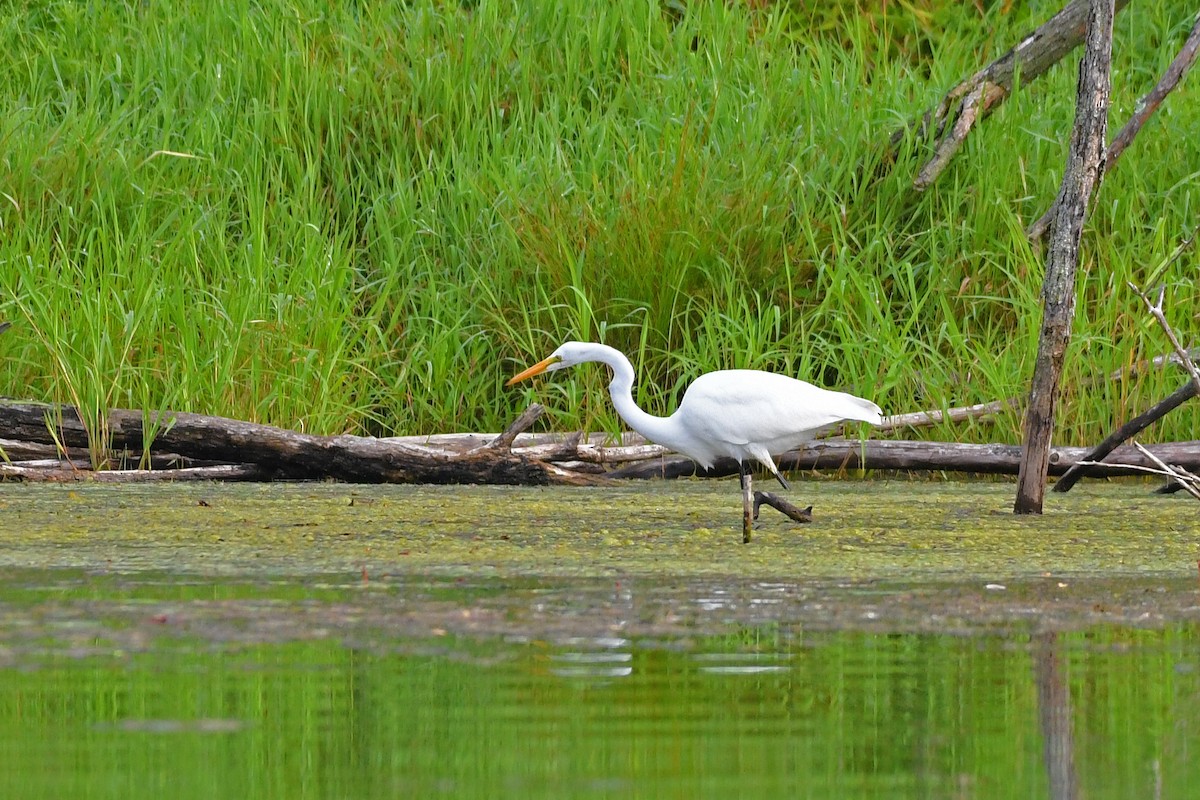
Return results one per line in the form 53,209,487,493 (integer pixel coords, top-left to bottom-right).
1015,0,1114,514
0,402,601,486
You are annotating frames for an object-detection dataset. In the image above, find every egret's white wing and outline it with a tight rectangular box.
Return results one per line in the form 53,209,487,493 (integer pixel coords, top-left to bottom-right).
674,370,880,462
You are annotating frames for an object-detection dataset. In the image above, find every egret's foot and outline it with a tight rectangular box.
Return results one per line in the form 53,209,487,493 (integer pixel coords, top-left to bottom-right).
753,491,813,524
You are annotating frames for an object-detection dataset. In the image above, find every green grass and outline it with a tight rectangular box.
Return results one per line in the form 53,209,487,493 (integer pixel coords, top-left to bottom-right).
0,0,1197,460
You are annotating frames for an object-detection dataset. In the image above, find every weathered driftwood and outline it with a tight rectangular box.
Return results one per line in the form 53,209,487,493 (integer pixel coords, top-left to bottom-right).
0,462,270,482
876,399,1018,434
0,401,600,486
1027,12,1200,242
894,0,1131,190
6,400,1200,486
1015,0,1114,514
608,439,1200,481
0,438,217,470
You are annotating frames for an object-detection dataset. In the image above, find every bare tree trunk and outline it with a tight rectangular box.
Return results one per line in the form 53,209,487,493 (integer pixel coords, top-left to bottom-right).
1015,0,1115,514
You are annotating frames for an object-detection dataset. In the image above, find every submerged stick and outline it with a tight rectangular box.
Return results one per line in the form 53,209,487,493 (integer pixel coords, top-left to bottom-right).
752,491,813,525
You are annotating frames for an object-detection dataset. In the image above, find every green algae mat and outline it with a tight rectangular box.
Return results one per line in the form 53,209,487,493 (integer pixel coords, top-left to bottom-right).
2,478,1195,580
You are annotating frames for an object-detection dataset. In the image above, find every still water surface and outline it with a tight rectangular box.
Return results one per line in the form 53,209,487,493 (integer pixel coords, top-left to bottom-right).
1,570,1196,799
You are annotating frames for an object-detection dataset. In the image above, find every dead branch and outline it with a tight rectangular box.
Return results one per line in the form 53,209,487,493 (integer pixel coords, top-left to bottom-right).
877,398,1019,433
1053,378,1198,492
1131,283,1200,396
1028,13,1200,241
1107,346,1200,383
1131,440,1200,501
478,404,545,453
752,491,813,524
894,0,1131,190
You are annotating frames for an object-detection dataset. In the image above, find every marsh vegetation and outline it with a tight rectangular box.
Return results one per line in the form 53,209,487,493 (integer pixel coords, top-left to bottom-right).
2,0,1197,454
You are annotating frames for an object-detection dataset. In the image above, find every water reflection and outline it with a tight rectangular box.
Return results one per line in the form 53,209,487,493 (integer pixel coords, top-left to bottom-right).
0,572,1198,799
1035,633,1079,800
690,652,792,675
550,637,634,679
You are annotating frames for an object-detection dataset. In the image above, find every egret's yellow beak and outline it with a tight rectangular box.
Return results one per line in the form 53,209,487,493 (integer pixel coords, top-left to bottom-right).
506,355,560,386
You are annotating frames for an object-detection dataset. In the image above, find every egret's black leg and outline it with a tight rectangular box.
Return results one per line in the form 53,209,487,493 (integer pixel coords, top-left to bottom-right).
739,462,753,544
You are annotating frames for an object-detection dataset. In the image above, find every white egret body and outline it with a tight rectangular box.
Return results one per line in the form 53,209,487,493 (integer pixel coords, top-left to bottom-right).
507,342,883,541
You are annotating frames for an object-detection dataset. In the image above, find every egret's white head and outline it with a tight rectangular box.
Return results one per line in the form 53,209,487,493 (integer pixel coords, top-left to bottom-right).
506,341,603,385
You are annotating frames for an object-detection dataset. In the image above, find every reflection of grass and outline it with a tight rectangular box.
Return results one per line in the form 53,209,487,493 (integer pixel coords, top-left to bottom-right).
0,0,1196,460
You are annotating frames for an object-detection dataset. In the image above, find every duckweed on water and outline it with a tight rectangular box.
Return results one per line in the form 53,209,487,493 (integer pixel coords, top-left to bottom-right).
1,479,1195,580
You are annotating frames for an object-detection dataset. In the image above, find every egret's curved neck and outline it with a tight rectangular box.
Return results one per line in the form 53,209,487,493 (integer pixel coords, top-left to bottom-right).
591,345,680,447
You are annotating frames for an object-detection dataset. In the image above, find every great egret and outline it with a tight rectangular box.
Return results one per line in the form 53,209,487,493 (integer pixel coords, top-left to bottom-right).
507,341,883,542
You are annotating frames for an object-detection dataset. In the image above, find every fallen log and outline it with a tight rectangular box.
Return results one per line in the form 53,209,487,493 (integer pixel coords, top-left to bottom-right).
5,400,1199,486
0,462,271,482
608,439,1200,481
0,401,600,486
